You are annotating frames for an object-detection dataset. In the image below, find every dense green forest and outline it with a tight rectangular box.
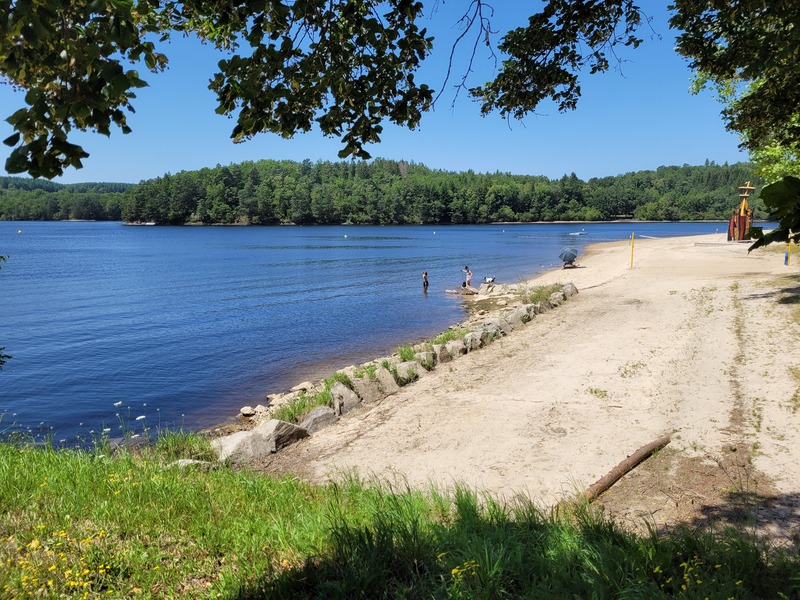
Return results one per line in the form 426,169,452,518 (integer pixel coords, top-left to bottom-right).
0,160,763,224
0,177,131,221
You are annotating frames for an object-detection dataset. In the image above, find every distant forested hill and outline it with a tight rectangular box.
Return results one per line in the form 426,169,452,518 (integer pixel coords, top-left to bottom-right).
0,177,132,220
0,160,762,224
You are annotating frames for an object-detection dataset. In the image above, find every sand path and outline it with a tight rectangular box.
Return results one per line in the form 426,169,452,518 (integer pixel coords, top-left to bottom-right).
263,233,800,533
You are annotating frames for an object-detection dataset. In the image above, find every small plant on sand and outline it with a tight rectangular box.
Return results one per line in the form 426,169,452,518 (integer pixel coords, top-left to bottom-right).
431,327,469,346
327,371,353,390
397,345,416,362
518,282,562,305
273,383,335,424
271,392,317,424
395,365,418,386
618,361,645,378
354,364,378,380
587,387,608,399
379,359,405,385
418,354,434,371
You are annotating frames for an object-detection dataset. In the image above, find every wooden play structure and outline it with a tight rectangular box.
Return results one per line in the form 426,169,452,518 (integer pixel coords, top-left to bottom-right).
728,181,755,241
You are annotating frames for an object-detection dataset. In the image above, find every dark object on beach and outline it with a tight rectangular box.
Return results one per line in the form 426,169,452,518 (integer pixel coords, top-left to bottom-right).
462,281,466,288
584,434,672,502
559,246,578,266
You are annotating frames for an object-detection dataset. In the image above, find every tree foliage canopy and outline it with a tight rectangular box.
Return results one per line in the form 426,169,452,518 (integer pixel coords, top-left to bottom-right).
0,159,761,225
1,1,798,182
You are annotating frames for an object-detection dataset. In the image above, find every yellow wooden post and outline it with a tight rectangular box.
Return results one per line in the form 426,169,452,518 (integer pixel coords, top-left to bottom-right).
630,232,635,269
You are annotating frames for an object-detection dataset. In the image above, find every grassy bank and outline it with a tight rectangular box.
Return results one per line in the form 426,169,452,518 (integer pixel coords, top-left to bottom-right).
1,436,798,598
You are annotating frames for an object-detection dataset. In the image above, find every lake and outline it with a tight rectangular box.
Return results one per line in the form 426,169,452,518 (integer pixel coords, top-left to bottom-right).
0,220,756,443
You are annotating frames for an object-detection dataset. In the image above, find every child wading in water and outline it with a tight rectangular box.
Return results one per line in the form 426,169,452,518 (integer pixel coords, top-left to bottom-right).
422,271,428,291
462,266,472,288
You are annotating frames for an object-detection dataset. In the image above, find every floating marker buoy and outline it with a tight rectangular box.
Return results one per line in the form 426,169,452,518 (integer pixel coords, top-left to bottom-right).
18,230,22,234
344,235,348,238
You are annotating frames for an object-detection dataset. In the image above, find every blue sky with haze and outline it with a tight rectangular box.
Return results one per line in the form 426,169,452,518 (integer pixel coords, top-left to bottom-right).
0,3,747,185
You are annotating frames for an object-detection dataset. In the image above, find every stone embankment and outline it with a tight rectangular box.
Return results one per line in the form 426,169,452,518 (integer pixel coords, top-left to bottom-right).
209,281,579,465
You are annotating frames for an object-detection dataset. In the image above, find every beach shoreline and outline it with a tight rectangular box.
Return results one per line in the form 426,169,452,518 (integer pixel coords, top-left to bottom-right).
253,233,800,540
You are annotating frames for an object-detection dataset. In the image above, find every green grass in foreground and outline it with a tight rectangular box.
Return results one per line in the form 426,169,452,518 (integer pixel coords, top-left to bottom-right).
1,436,798,599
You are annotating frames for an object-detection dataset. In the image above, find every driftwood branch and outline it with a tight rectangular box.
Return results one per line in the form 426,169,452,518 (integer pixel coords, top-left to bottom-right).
585,434,672,502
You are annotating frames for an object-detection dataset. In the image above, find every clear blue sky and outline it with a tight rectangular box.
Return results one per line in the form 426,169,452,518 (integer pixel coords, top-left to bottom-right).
0,3,747,185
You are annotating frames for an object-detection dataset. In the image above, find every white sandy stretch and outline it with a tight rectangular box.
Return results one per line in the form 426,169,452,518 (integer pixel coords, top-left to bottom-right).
276,233,800,509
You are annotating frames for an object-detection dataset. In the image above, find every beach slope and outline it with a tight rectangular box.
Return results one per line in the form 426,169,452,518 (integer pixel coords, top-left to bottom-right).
261,233,800,537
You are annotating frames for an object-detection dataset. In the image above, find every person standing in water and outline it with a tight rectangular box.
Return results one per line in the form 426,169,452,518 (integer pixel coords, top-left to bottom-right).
462,266,472,288
422,271,429,291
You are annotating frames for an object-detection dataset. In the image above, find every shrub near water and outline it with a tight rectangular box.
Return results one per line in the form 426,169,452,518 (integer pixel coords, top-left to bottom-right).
271,372,353,424
431,327,469,346
518,282,563,305
1,438,798,599
397,344,416,362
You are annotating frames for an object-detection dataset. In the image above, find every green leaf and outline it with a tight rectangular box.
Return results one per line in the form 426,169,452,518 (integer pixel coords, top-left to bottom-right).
3,133,21,147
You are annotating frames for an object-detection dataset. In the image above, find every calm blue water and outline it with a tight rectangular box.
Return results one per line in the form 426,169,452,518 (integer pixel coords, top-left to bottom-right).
0,221,761,443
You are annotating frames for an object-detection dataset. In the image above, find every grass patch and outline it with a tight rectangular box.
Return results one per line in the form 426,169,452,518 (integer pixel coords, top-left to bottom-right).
1,442,797,598
270,391,326,424
328,371,353,390
417,354,434,371
153,428,217,462
271,375,351,424
518,282,563,305
353,364,378,380
397,345,416,362
431,327,469,346
587,387,608,399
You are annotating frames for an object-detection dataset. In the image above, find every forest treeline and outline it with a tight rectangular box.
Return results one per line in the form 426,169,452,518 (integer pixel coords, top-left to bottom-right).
0,177,130,221
0,159,763,224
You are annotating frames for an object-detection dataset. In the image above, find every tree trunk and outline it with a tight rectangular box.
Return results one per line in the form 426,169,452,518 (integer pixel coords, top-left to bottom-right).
585,434,672,502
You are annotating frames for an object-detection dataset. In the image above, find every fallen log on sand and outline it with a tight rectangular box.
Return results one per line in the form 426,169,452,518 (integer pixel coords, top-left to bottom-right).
585,434,672,502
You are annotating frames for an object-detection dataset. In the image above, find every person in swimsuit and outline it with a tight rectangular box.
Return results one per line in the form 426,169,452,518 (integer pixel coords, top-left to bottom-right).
422,271,428,291
462,266,472,288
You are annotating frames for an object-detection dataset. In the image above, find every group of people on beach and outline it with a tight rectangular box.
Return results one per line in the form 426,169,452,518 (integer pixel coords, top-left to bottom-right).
422,265,473,292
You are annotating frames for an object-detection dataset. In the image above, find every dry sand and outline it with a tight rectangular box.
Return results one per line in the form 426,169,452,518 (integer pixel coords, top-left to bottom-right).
260,233,800,539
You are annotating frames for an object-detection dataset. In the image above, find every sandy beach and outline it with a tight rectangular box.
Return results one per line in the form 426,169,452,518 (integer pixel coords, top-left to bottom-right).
261,233,800,539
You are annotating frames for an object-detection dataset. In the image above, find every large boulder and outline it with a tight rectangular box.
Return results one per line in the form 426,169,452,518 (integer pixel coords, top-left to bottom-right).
432,344,451,364
484,317,513,336
463,331,483,351
394,361,420,384
521,303,538,320
445,339,467,358
414,351,435,370
290,381,314,392
548,290,567,307
331,381,361,415
267,391,299,408
375,365,400,395
299,406,337,433
351,376,384,404
211,419,308,464
503,307,530,329
562,283,579,298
